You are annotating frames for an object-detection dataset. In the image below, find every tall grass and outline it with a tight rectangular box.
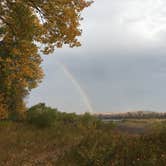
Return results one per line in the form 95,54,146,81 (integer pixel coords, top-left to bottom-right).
0,103,165,165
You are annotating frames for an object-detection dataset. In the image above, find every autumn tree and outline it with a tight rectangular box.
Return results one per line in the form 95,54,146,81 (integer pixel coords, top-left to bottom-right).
0,0,92,119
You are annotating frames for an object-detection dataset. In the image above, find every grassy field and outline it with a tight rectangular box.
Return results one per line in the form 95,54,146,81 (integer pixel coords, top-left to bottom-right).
0,120,83,165
114,119,166,135
0,117,166,166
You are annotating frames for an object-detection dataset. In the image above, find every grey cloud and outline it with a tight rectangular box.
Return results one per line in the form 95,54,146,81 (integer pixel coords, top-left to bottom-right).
29,0,166,113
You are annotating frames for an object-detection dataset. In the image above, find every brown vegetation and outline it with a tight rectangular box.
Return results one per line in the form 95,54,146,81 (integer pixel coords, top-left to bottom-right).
0,104,166,165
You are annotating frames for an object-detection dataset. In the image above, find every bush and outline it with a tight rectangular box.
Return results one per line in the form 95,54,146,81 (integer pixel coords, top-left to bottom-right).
27,103,57,128
8,110,26,122
58,129,166,166
79,112,103,129
58,130,115,166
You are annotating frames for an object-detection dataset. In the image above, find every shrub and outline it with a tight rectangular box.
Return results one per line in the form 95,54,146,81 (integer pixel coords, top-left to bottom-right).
56,112,78,123
0,94,8,120
27,103,57,128
79,112,102,129
57,129,116,166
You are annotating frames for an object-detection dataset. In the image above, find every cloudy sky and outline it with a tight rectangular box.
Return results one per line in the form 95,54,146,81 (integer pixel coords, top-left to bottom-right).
29,0,166,113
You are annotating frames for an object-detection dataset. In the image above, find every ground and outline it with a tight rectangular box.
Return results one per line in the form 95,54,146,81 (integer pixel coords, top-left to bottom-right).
0,119,165,165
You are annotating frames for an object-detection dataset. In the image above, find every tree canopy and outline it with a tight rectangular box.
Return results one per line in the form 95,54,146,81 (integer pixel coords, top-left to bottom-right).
0,0,92,119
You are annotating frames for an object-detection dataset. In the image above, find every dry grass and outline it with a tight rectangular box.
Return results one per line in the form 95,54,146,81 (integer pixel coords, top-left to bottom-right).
114,119,166,135
0,121,83,165
0,119,165,165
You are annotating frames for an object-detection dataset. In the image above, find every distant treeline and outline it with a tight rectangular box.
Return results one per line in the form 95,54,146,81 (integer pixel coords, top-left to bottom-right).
96,111,166,120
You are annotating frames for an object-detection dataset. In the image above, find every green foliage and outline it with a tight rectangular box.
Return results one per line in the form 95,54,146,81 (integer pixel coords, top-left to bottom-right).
26,104,101,129
27,103,57,128
56,112,79,125
78,112,103,130
8,111,22,121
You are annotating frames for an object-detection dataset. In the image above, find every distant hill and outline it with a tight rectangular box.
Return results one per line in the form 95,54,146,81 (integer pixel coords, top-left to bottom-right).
95,111,166,120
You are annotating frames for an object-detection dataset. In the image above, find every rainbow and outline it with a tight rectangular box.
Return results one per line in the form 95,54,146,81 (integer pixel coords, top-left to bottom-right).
56,60,94,114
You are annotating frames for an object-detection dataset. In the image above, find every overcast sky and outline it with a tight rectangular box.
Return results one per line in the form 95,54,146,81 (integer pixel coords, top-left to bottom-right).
28,0,166,113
